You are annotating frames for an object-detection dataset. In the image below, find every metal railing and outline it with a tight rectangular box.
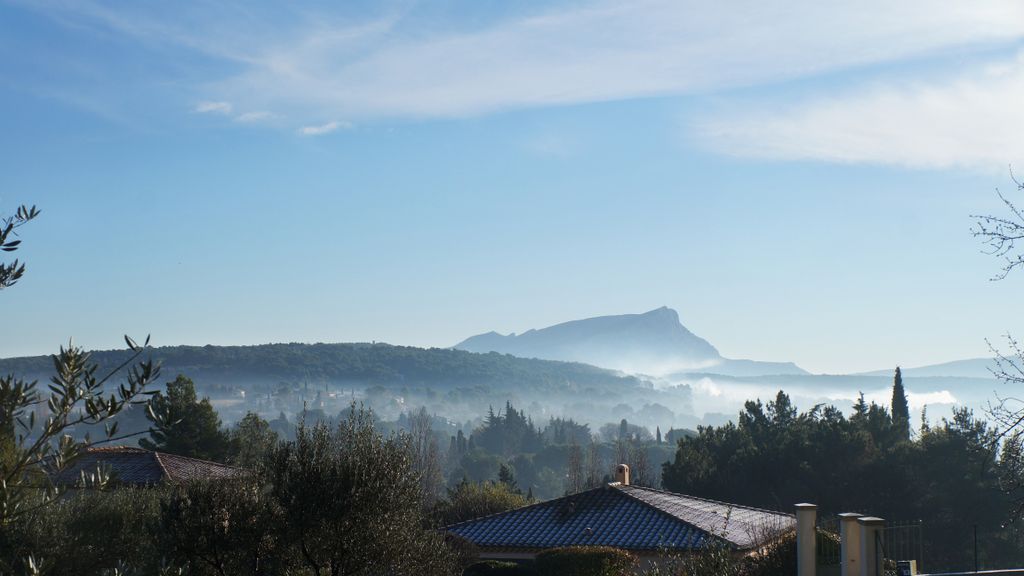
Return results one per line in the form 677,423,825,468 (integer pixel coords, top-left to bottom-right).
878,519,924,576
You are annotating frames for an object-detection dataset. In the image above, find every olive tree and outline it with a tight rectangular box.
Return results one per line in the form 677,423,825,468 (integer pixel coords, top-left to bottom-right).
267,405,460,576
0,205,166,570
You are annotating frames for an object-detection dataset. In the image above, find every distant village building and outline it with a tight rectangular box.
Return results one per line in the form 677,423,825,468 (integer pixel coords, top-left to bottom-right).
53,446,243,487
445,464,795,565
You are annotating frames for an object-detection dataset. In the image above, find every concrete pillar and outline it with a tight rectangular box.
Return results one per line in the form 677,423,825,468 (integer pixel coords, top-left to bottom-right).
839,513,863,576
796,503,817,576
858,517,885,576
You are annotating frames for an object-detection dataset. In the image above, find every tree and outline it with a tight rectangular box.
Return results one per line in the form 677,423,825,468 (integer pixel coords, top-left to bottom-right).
157,477,283,575
973,172,1024,440
972,171,1024,280
267,405,458,575
227,412,279,469
566,440,583,494
434,479,530,526
0,204,39,290
497,463,519,493
141,375,230,462
0,204,164,570
407,407,444,503
891,366,911,441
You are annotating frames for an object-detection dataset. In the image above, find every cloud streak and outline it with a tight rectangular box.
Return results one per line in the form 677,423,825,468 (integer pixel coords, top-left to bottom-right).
195,101,233,114
298,121,350,136
235,111,273,123
698,52,1024,171
18,0,1024,163
212,0,1024,120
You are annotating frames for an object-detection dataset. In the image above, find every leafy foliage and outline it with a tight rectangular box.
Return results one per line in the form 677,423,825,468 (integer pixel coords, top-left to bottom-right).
0,339,162,567
533,546,636,576
140,375,230,462
12,487,164,575
464,560,531,575
157,477,283,575
662,389,1022,571
434,478,531,526
266,405,460,575
891,367,910,441
0,204,39,290
0,343,646,394
473,402,543,457
226,412,278,468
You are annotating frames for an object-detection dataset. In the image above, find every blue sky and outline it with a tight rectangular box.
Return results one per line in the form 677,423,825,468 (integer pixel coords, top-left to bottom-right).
2,0,1023,373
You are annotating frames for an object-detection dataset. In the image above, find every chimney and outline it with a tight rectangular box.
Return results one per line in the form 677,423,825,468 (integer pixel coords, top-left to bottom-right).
615,464,630,486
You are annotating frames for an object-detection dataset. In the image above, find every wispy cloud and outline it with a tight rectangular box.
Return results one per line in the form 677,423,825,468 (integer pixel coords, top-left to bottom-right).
298,121,350,136
195,101,233,115
17,0,1024,145
235,111,273,123
699,51,1024,171
211,0,1024,120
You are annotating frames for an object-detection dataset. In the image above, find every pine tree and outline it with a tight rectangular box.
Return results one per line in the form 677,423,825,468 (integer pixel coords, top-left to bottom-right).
656,426,662,444
498,463,519,494
141,374,230,461
852,392,869,422
891,366,911,440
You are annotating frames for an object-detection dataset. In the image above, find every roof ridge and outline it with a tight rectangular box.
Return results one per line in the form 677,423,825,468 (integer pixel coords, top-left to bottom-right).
618,485,794,518
156,451,245,471
84,445,148,452
609,485,725,547
152,451,172,479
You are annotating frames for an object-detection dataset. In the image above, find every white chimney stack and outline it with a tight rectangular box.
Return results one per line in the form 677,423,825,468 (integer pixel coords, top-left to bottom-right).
615,464,630,486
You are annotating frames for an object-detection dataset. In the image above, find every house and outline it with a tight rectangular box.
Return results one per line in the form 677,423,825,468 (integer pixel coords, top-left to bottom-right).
53,446,243,487
445,465,795,565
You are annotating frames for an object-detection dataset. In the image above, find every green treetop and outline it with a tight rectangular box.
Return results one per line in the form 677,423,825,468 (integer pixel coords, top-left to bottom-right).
141,374,230,462
891,366,911,441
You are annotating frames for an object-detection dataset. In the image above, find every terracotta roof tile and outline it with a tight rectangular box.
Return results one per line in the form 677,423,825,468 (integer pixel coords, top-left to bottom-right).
54,446,243,486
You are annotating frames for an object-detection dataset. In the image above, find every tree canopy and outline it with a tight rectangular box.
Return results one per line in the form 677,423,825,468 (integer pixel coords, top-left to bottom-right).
141,375,230,462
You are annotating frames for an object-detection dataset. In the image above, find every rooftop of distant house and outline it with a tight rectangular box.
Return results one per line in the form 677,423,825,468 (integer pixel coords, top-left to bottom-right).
52,446,243,486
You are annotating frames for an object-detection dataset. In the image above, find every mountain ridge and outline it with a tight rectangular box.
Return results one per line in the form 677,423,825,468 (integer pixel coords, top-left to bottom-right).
456,307,808,377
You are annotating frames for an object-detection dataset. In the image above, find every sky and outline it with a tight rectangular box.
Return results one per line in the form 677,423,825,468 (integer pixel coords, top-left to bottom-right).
1,0,1023,374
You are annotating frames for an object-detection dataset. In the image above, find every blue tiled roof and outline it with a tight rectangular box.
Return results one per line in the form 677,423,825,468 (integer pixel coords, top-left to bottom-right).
445,484,795,552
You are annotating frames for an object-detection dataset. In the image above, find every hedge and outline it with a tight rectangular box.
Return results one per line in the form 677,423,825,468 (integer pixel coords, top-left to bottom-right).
463,560,531,576
534,546,637,576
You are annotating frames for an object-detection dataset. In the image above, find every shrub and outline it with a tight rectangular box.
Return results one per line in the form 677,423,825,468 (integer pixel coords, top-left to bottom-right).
156,477,285,575
641,532,796,576
435,479,530,526
534,546,636,576
642,545,743,576
464,560,533,575
745,531,796,576
15,487,165,575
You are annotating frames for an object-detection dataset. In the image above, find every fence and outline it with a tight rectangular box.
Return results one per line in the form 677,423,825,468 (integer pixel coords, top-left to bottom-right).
817,515,841,576
878,519,924,575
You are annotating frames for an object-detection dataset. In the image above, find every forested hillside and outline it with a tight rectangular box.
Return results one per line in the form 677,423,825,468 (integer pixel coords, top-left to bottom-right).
0,342,644,393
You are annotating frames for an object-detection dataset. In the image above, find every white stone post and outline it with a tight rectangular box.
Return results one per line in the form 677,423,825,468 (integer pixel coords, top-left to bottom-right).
796,503,817,576
839,513,863,576
858,517,885,576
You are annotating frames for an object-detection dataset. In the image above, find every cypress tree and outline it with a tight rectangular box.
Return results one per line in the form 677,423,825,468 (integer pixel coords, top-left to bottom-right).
891,366,911,440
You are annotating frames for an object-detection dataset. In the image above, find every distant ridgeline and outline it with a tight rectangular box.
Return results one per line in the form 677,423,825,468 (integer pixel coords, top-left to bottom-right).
0,342,650,394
